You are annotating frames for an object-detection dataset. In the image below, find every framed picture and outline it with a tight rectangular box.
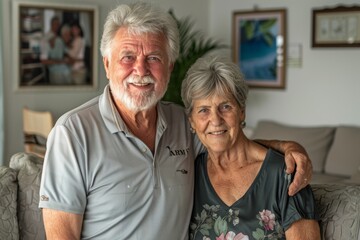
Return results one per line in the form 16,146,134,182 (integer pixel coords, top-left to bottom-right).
312,6,360,47
12,1,99,91
232,9,287,89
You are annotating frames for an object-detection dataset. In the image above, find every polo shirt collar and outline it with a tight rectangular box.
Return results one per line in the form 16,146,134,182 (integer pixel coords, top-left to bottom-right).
99,84,167,135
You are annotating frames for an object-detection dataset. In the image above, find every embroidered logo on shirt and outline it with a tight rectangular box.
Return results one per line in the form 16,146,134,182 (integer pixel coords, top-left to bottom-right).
40,195,49,201
166,146,189,157
176,169,188,174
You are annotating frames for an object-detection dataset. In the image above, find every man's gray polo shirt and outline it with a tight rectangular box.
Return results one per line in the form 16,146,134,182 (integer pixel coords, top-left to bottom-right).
39,85,203,239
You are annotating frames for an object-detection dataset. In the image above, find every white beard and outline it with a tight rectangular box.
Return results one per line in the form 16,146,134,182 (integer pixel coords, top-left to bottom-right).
110,75,166,112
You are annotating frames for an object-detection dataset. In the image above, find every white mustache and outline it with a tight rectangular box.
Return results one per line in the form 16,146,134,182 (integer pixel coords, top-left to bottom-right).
126,75,154,85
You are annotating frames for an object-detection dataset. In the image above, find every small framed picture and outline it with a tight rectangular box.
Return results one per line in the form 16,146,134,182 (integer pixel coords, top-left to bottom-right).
232,9,287,89
312,6,360,47
12,0,99,91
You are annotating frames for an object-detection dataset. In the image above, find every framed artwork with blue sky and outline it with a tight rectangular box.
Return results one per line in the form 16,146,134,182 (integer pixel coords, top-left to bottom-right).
232,8,286,89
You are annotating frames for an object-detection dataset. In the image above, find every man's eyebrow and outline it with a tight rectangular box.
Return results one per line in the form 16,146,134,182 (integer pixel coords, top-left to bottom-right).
119,50,134,55
148,49,163,55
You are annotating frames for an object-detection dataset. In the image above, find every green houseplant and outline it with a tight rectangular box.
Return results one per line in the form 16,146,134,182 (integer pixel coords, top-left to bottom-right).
162,10,226,105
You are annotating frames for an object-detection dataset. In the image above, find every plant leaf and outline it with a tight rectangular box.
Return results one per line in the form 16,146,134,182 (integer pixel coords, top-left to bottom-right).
162,10,227,105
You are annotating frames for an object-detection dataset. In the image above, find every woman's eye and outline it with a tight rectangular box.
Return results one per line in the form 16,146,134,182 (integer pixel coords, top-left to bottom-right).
219,104,232,112
198,108,208,114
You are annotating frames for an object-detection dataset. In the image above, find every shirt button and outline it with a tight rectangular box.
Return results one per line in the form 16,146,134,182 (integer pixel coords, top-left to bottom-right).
142,148,147,153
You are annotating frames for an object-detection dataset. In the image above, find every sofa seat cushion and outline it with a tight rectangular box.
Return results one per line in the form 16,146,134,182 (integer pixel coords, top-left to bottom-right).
325,126,360,177
312,184,360,240
9,152,45,240
0,166,19,240
252,120,335,173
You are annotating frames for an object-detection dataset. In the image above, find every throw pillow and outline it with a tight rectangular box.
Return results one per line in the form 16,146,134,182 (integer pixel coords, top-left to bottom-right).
0,166,19,240
324,126,360,176
9,152,45,240
312,184,360,240
252,120,335,173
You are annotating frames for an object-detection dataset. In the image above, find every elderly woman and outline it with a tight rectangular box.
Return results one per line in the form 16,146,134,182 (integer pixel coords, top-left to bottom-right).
181,56,320,240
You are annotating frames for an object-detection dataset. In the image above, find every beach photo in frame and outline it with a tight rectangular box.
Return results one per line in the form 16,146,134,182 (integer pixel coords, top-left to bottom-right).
312,5,360,47
232,9,286,89
12,1,99,91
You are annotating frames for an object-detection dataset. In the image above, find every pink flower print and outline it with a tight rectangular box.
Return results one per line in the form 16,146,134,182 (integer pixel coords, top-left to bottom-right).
216,231,249,240
216,233,226,240
259,209,276,231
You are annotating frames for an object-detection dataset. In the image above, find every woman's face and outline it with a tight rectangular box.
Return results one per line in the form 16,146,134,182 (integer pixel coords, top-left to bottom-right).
189,94,245,154
71,25,80,37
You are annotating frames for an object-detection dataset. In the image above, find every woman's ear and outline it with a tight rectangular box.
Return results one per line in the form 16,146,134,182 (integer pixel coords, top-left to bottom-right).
240,107,246,120
188,117,196,132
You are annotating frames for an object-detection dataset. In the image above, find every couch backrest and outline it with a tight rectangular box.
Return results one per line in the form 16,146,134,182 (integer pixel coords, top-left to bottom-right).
251,120,336,173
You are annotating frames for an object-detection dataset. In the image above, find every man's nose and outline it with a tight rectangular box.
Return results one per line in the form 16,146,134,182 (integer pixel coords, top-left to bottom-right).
134,59,149,77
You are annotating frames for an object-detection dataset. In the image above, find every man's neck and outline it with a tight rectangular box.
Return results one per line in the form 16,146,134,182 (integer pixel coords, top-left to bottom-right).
116,102,158,153
120,106,157,130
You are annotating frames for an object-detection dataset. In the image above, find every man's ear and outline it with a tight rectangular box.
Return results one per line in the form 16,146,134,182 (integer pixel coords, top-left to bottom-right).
103,57,110,79
169,62,175,72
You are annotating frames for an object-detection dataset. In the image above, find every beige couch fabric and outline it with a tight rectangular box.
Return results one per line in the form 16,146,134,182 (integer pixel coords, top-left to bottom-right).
312,184,360,240
325,126,360,176
1,151,359,240
9,152,45,240
252,120,335,173
0,166,19,240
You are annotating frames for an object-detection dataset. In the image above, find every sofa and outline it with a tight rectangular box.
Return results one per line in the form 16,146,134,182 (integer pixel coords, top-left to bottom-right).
247,120,360,185
0,151,359,240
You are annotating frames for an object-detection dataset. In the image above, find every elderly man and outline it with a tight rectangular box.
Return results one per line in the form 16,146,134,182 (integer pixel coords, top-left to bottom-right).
39,2,312,239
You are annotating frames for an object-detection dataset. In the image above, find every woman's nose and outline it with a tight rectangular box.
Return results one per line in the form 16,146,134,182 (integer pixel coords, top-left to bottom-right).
210,111,223,126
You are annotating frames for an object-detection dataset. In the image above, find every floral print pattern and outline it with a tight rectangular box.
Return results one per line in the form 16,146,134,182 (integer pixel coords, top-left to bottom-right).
259,210,276,231
190,204,284,240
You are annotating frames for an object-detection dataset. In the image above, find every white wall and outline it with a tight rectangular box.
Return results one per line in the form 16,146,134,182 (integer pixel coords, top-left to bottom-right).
209,0,360,128
3,0,359,165
1,0,209,165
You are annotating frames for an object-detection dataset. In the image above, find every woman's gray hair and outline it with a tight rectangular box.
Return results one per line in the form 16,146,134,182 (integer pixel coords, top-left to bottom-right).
100,2,179,63
181,55,248,115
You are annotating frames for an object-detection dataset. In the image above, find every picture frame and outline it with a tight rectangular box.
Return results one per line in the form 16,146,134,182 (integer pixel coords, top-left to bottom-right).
312,5,360,48
232,9,287,89
12,1,99,91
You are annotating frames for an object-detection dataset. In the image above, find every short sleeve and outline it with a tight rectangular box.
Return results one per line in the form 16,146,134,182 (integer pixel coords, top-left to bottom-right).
280,174,318,230
265,150,318,231
39,125,87,214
